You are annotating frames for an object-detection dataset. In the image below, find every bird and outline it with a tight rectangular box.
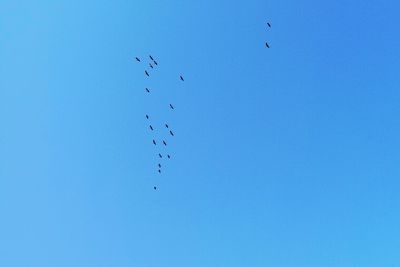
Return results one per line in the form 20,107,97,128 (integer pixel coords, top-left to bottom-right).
158,153,162,158
145,70,149,76
180,75,184,81
135,57,141,62
167,155,171,159
149,63,153,69
158,169,161,173
153,186,157,190
267,22,271,28
149,125,153,131
158,163,161,168
165,124,169,128
153,139,156,145
153,60,158,66
146,88,150,93
163,140,167,146
265,42,270,48
169,104,174,109
149,55,154,60
145,115,149,119
170,130,174,136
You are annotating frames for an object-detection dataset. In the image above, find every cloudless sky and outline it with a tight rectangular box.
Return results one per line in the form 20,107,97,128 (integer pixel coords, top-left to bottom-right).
1,0,400,266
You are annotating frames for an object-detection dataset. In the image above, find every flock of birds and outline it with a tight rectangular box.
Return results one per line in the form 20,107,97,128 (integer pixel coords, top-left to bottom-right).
135,22,271,191
134,55,184,191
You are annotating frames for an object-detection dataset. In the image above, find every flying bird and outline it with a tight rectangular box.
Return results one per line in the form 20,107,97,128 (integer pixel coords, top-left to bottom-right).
158,153,162,158
158,163,161,168
167,155,171,159
145,70,149,76
158,169,161,173
170,130,174,136
163,140,167,146
146,115,149,119
149,63,153,69
153,139,156,145
169,104,174,109
265,42,270,48
180,75,184,81
135,57,141,62
154,186,157,190
153,60,158,66
149,55,154,60
149,125,153,131
146,88,150,93
165,124,169,128
267,22,271,27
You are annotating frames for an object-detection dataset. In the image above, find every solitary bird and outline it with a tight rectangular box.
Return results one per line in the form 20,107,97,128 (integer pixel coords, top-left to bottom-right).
145,70,149,76
265,42,270,48
146,88,150,93
149,125,153,131
169,104,174,109
158,153,162,158
167,155,171,159
180,75,184,81
170,130,174,136
153,139,156,145
153,60,158,66
149,63,153,69
267,22,271,27
135,57,141,62
149,55,154,60
163,140,167,146
154,186,157,190
146,115,149,119
165,124,169,128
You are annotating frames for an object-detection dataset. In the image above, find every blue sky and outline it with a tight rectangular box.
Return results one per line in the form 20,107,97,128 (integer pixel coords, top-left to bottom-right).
1,0,400,266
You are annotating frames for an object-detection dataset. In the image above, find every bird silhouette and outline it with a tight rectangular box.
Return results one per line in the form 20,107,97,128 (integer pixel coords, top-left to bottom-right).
135,57,141,62
169,104,174,109
149,55,154,61
267,22,271,28
149,125,153,131
153,60,158,66
265,42,270,48
158,163,161,168
165,124,169,128
163,140,167,146
167,155,171,159
153,139,156,145
145,70,149,76
158,169,161,173
146,88,150,93
149,63,153,69
170,130,174,136
158,153,162,158
146,115,149,119
180,75,184,81
153,186,157,190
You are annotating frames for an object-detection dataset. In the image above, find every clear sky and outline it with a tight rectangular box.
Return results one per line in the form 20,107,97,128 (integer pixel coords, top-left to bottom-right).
1,0,400,266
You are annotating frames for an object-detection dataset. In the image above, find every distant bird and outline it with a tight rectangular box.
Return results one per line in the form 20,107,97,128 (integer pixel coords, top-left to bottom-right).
158,153,162,158
163,140,167,146
265,42,270,48
165,124,169,128
149,63,153,69
158,163,161,168
145,115,149,119
169,104,174,109
145,70,149,76
153,60,158,66
170,130,174,136
135,57,141,62
267,22,271,28
167,155,171,159
153,139,156,145
158,169,161,173
149,55,154,61
154,186,157,190
146,88,150,93
180,75,184,81
149,125,153,131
